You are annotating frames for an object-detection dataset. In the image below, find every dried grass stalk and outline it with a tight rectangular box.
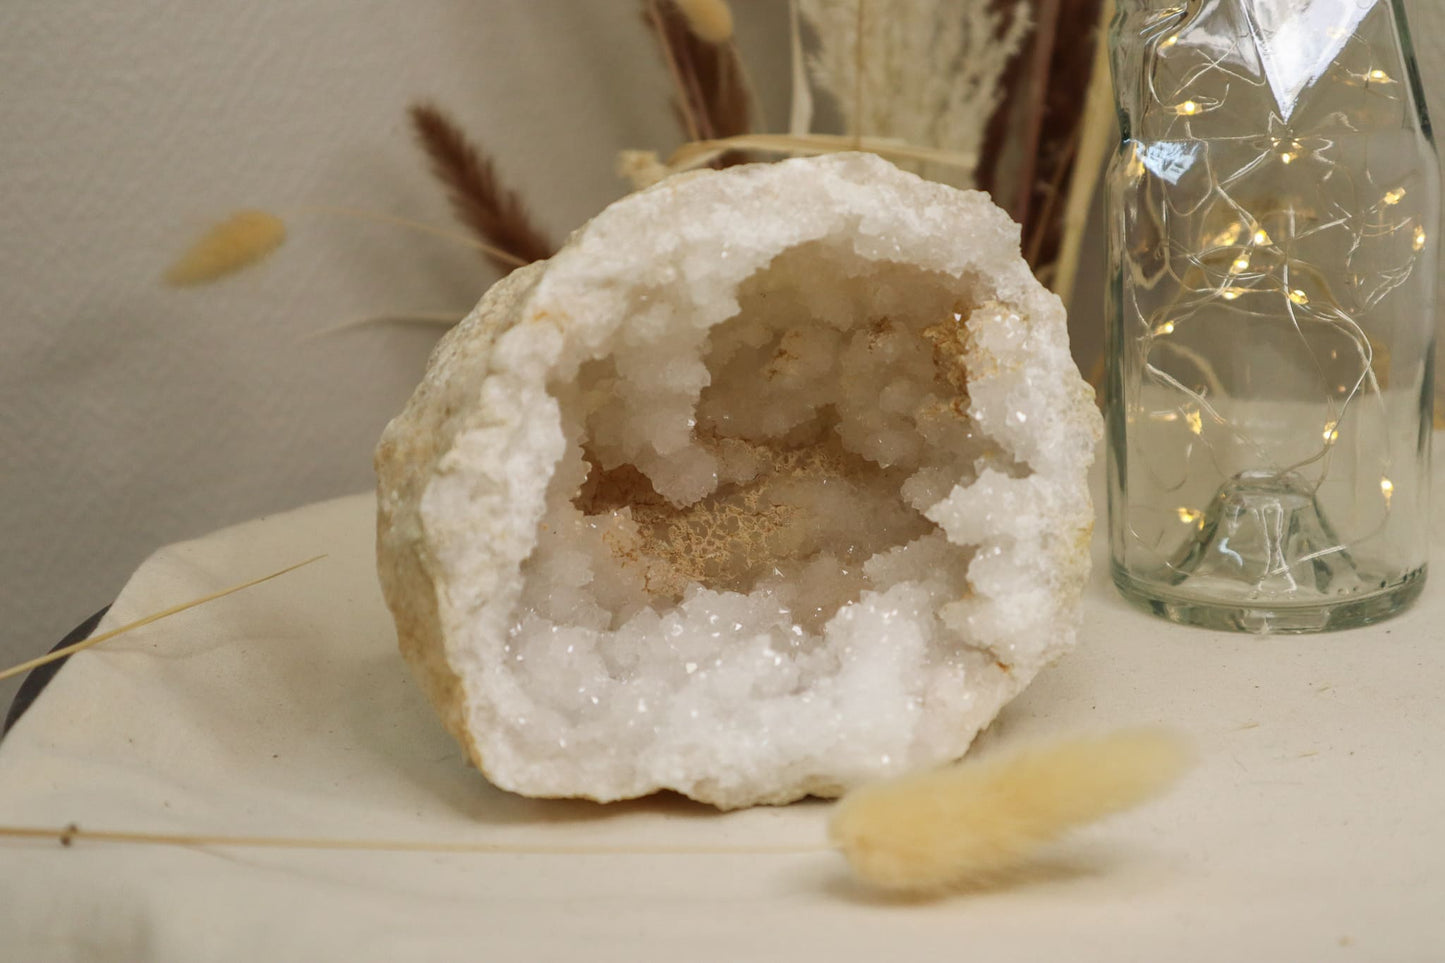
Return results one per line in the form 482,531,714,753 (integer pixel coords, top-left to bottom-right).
618,133,979,190
3,727,1188,898
667,132,977,172
644,0,752,165
0,824,822,856
0,556,325,684
1051,0,1115,309
408,104,555,273
1017,0,1107,272
788,0,815,136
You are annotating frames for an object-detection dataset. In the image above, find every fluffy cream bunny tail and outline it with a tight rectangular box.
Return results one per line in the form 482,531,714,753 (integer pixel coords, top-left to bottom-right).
829,728,1192,892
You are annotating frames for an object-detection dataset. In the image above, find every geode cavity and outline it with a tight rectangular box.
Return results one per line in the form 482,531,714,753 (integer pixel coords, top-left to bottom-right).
375,153,1101,809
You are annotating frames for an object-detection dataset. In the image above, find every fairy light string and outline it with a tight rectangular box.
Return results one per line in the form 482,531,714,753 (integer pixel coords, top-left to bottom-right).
1120,2,1427,538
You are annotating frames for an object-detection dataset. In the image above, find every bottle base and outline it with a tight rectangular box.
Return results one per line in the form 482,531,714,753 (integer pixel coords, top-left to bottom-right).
1111,563,1426,634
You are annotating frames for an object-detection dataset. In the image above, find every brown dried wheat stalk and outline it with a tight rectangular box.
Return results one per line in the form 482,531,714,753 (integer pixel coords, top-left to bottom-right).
408,103,555,273
644,0,752,166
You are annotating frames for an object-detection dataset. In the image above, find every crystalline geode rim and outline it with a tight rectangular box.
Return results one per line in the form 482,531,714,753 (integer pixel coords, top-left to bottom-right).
375,153,1102,808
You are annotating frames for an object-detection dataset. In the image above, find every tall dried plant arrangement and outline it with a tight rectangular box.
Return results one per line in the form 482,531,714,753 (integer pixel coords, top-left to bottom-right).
644,0,753,161
796,0,1033,187
977,0,1107,284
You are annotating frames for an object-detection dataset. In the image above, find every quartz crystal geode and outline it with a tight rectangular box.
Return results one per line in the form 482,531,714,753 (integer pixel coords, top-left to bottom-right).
375,153,1102,809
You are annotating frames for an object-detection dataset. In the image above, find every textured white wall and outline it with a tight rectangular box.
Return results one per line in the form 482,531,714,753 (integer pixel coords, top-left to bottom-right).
0,0,789,707
2,0,1441,710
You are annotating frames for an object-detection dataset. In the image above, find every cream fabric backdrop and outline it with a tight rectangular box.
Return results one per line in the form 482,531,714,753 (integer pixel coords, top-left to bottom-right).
1,0,1441,709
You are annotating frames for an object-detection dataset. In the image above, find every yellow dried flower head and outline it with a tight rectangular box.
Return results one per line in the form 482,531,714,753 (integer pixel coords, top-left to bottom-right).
163,210,286,286
675,0,734,43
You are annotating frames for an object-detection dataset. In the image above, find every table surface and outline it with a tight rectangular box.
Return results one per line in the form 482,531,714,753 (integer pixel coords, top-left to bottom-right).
0,466,1442,961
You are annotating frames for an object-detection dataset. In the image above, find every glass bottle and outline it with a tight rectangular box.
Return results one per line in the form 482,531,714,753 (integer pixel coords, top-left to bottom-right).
1105,0,1439,632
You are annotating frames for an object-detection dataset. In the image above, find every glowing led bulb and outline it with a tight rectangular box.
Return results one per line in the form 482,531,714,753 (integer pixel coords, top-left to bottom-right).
1176,507,1202,525
1185,410,1203,434
1176,100,1201,116
1213,223,1244,246
1222,287,1244,300
1161,34,1179,48
1322,421,1339,443
1384,188,1407,206
1154,320,1176,335
1380,477,1395,506
1289,289,1310,305
1252,228,1272,246
1368,68,1391,82
1414,225,1428,251
1231,254,1251,273
1126,148,1146,179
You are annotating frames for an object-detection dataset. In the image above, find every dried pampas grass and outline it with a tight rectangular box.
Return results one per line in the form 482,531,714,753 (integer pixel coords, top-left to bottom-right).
797,0,1032,187
829,729,1191,892
163,210,287,286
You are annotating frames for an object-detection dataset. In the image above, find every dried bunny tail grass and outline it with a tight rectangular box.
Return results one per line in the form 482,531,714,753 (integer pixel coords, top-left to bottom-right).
617,149,674,190
0,727,1186,886
0,556,325,684
408,103,555,273
829,728,1192,892
163,210,287,286
675,0,734,43
798,0,1031,187
162,205,531,289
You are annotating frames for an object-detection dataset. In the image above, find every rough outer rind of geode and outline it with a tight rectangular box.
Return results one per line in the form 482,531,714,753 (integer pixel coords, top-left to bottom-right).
375,153,1102,810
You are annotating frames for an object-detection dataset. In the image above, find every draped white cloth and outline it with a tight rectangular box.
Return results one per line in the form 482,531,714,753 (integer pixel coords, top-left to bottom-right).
1,473,1442,960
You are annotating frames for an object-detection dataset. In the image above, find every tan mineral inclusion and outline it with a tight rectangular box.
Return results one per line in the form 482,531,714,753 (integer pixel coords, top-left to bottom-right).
375,154,1102,809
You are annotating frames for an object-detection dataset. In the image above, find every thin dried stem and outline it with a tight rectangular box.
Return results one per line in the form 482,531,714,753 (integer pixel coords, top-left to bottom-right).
0,557,326,684
646,0,704,143
852,0,866,148
1024,118,1082,268
292,205,528,267
1053,0,1116,308
787,0,815,136
1013,0,1061,229
666,132,978,172
645,0,752,164
0,823,827,857
301,312,465,342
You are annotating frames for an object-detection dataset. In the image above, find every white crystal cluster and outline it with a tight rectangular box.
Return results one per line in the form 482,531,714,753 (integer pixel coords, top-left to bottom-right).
375,154,1101,809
